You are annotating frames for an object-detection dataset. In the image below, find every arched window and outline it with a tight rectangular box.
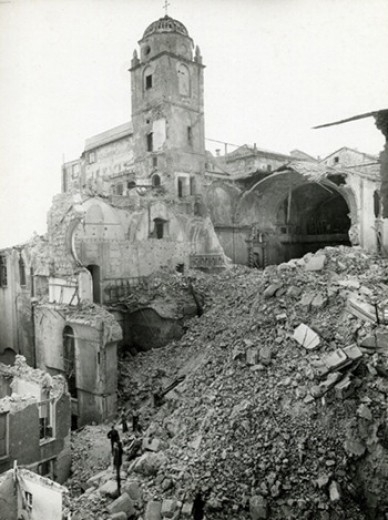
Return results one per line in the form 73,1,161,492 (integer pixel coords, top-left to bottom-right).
177,63,190,96
63,326,77,398
19,255,26,286
152,174,161,187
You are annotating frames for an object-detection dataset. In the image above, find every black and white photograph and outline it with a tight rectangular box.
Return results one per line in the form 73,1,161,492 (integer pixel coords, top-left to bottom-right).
0,0,387,518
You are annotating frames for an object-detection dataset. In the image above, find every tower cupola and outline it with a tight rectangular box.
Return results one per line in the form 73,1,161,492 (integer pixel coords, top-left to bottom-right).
138,15,194,63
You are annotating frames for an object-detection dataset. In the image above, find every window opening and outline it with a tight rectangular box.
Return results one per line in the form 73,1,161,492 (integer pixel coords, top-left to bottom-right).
89,152,96,164
0,256,7,287
116,183,123,195
154,219,165,239
39,397,54,441
153,156,158,168
334,156,339,164
19,255,26,286
187,126,193,146
147,132,153,152
145,74,153,89
152,174,161,187
63,326,77,399
24,491,33,508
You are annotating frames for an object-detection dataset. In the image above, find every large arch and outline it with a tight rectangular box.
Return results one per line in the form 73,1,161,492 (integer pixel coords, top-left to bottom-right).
236,169,357,266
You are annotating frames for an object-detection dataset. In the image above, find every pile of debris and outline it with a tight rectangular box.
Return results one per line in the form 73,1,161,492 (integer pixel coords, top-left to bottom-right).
67,246,388,519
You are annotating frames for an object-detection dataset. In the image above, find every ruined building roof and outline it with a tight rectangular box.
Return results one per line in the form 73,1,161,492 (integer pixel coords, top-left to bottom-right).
84,121,133,152
142,15,190,39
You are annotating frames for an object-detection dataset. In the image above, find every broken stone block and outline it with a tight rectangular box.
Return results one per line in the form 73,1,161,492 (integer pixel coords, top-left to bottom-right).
145,500,163,520
304,254,326,271
107,492,135,517
311,294,328,309
249,495,268,519
299,292,315,307
133,452,167,477
335,375,355,399
263,283,282,298
180,502,193,518
343,344,363,361
344,436,366,457
293,324,320,350
246,347,258,366
232,346,245,361
111,513,127,520
161,499,180,518
99,479,119,498
286,286,302,298
259,346,272,365
316,474,330,489
324,349,349,371
357,404,372,421
122,480,143,503
143,437,163,452
329,480,340,502
86,469,109,489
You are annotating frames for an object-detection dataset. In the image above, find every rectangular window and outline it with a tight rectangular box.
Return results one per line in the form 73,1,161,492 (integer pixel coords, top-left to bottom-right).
153,156,158,168
155,221,164,239
146,132,153,152
0,256,7,288
39,399,54,441
187,126,192,146
89,152,96,164
0,413,8,457
145,74,153,89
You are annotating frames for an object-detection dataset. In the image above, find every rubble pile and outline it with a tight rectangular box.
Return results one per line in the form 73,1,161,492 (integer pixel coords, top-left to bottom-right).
67,246,388,519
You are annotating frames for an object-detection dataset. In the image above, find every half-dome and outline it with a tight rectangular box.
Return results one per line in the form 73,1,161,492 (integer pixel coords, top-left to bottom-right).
143,15,189,39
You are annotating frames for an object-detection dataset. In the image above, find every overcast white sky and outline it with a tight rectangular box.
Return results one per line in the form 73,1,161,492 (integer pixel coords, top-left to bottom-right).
0,0,387,248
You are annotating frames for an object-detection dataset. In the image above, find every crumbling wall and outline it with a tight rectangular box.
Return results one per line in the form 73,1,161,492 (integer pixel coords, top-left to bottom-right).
0,248,34,365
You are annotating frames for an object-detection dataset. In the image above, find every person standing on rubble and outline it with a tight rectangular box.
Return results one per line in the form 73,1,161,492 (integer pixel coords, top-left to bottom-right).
113,439,123,496
120,409,128,433
132,408,141,433
107,424,120,454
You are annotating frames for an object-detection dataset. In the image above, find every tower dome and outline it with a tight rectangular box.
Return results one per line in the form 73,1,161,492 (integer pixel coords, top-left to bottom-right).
142,15,189,39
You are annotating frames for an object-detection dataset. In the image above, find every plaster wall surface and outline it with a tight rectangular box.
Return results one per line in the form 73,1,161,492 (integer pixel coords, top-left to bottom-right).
18,473,63,520
0,249,34,365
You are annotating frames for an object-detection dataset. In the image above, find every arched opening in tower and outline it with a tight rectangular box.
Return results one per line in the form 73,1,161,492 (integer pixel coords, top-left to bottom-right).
274,183,351,262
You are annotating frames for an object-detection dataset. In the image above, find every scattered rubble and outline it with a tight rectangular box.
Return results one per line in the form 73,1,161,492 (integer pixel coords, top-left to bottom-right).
66,246,388,519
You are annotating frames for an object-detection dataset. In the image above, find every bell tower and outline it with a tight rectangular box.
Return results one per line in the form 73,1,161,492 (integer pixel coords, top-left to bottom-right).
130,15,205,198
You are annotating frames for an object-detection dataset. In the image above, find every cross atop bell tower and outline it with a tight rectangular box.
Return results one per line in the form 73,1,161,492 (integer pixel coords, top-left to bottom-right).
163,0,170,15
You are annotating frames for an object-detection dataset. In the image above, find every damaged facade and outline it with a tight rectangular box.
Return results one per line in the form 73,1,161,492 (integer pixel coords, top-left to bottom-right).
0,464,67,520
0,14,385,431
0,356,71,483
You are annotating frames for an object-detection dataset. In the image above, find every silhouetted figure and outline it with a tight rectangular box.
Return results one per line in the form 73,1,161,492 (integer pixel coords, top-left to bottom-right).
132,409,141,433
113,440,123,496
107,425,120,454
192,491,205,520
121,410,128,433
